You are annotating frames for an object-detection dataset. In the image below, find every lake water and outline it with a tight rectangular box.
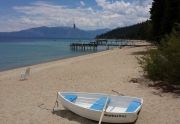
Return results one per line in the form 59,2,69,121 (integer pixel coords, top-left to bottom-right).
0,37,123,72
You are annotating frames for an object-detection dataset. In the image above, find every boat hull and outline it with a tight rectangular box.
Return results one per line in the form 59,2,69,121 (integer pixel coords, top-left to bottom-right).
58,92,142,123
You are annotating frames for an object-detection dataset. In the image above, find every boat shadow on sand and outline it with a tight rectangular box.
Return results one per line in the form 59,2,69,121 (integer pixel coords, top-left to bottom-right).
52,109,137,124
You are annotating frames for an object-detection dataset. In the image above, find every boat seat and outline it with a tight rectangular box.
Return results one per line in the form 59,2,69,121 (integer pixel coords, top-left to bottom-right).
64,95,77,102
125,101,141,112
90,97,111,111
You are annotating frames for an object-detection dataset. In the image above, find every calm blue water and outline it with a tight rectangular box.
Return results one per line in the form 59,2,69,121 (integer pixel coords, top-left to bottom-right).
0,37,121,72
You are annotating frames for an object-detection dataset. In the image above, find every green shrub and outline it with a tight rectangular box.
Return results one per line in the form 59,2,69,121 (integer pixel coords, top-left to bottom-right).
137,26,180,85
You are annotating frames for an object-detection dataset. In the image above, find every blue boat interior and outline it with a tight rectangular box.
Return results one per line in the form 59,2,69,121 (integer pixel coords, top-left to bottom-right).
125,101,141,112
90,97,111,111
64,95,77,102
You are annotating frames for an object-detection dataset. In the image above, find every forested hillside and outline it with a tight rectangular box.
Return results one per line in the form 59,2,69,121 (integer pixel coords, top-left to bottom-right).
96,20,153,41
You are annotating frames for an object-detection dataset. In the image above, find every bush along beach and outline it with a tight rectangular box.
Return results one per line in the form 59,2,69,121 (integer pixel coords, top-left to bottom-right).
137,24,180,93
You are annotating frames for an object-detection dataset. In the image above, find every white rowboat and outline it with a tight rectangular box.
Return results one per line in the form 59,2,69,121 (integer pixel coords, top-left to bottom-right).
58,92,143,123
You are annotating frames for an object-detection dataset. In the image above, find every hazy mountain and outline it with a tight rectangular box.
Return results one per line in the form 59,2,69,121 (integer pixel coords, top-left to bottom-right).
0,26,110,38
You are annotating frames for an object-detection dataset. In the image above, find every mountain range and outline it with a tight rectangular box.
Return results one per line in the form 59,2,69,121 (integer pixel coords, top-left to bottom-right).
0,26,110,38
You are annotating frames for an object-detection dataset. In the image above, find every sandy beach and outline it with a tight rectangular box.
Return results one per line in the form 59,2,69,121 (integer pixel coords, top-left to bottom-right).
0,45,180,124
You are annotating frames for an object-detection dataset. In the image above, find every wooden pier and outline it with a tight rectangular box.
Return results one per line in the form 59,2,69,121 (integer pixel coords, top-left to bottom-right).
70,42,98,50
70,39,151,50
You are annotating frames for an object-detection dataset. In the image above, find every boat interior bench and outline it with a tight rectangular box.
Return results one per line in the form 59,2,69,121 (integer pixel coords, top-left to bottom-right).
125,101,141,112
90,97,111,111
64,95,77,102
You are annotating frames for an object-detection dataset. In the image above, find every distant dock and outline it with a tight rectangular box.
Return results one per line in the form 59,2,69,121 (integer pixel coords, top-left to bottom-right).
70,42,98,50
70,39,150,50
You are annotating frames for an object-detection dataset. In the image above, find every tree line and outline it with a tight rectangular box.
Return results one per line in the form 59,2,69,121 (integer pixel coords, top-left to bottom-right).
96,20,153,41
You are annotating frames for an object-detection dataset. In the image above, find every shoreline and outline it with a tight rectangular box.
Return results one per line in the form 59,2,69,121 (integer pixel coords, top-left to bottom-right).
0,47,112,72
0,46,180,124
0,50,100,73
0,48,112,74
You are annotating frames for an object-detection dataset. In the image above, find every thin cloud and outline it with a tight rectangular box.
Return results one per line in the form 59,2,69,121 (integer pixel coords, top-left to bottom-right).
80,1,85,6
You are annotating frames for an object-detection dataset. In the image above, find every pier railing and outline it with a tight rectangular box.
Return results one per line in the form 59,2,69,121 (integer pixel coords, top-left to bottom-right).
70,42,98,50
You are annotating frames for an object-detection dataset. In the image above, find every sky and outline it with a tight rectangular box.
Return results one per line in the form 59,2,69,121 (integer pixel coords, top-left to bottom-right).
0,0,153,32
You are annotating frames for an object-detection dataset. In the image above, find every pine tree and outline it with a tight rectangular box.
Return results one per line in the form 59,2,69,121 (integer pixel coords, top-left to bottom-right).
161,0,180,35
150,0,166,42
